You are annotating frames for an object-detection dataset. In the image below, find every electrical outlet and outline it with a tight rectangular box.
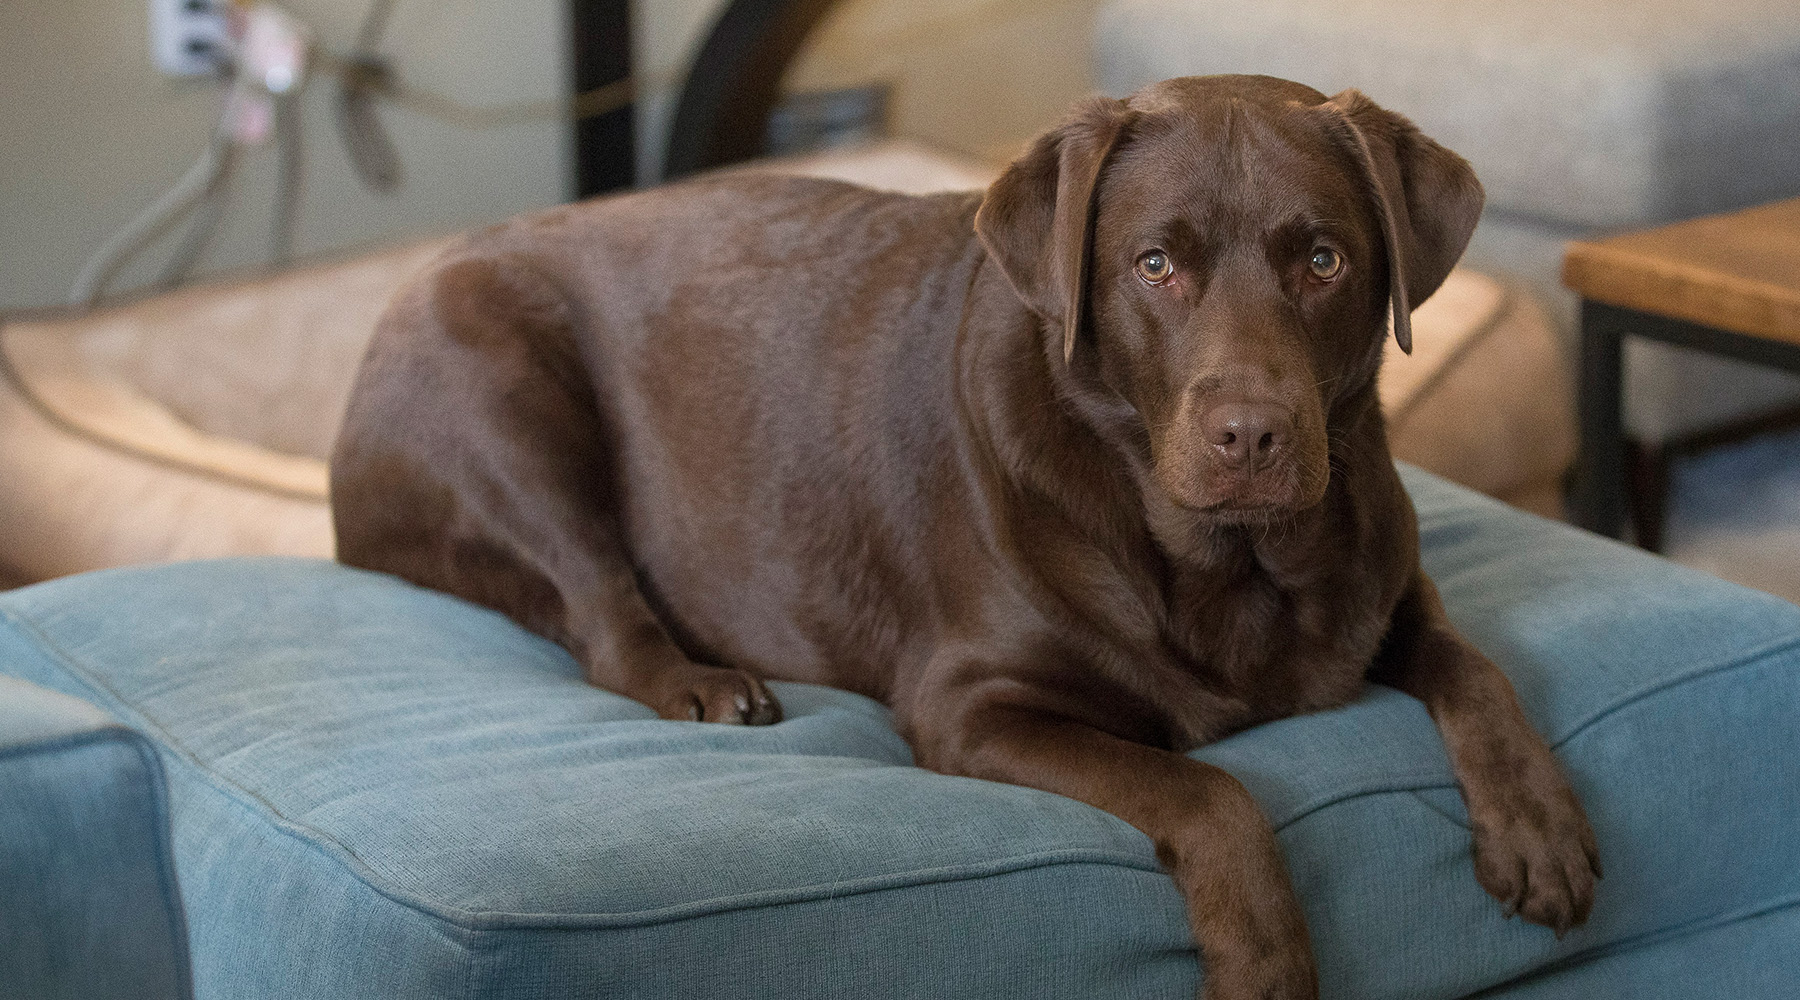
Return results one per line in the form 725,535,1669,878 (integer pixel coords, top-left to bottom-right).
150,0,230,77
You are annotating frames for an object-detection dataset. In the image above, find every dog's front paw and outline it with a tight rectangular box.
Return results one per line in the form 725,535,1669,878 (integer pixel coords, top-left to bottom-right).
658,665,782,725
1468,769,1601,936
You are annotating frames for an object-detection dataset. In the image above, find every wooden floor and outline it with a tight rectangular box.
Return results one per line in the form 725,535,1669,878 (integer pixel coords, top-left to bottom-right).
1664,424,1800,606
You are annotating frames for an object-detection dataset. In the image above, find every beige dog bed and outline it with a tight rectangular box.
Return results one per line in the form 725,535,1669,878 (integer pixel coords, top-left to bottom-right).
0,142,1571,585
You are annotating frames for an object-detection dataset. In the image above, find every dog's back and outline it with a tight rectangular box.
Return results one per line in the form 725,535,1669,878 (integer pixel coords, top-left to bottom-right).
334,175,988,700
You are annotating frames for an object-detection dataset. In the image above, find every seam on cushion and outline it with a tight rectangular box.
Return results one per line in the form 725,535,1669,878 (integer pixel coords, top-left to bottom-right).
127,725,197,1000
477,851,1167,929
1465,892,1800,999
1546,633,1800,750
1405,787,1470,829
1268,633,1800,834
1270,774,1462,834
0,607,1164,932
0,724,195,999
1398,631,1800,835
196,760,1170,931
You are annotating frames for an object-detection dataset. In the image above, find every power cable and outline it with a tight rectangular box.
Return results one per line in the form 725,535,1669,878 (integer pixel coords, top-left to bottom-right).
68,0,641,310
31,0,645,497
67,114,237,307
270,90,303,265
336,0,402,192
322,53,638,130
353,0,397,51
155,124,241,291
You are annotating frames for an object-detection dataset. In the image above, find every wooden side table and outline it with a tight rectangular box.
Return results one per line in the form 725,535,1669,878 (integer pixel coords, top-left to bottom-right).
1563,198,1800,545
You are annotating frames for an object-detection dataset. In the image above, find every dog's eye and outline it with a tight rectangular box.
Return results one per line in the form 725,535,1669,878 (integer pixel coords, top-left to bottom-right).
1135,250,1174,284
1308,247,1344,281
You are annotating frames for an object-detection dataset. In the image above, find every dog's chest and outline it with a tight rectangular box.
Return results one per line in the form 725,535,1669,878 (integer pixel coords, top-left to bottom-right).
1160,548,1386,729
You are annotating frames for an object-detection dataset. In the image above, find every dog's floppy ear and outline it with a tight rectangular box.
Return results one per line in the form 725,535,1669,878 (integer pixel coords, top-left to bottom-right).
1317,89,1484,355
975,98,1134,364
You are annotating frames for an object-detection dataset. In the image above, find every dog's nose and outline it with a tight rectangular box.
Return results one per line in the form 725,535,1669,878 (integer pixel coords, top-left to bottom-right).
1202,401,1293,470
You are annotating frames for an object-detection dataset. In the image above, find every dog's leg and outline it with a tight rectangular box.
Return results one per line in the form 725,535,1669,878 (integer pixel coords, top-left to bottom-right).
332,255,779,725
912,693,1318,1000
1372,571,1599,933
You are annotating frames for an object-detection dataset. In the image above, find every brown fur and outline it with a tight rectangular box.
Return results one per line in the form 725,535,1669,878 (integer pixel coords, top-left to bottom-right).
331,76,1599,998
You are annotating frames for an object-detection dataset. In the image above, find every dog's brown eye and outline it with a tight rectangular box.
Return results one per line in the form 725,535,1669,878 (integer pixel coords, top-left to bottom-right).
1136,250,1173,284
1308,247,1344,281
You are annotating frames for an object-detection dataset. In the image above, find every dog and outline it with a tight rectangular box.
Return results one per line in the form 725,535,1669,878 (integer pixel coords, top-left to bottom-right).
330,75,1600,998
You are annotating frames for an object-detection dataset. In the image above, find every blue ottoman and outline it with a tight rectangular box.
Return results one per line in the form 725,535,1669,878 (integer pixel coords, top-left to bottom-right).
2,468,1796,999
0,676,192,1000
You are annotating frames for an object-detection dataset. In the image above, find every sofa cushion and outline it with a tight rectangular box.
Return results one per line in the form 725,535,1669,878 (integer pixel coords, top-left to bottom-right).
2,467,1797,999
1095,0,1800,228
1470,900,1800,999
0,676,192,1000
1383,271,1572,517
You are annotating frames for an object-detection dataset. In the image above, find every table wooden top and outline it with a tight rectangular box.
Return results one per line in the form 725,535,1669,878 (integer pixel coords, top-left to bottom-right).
1562,197,1800,346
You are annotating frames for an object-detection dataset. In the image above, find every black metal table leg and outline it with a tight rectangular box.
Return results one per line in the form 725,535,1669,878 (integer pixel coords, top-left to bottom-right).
663,0,845,178
1573,299,1629,538
570,0,636,196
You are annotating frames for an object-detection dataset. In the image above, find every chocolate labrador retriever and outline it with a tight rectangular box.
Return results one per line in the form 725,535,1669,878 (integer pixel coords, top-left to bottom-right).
331,75,1599,998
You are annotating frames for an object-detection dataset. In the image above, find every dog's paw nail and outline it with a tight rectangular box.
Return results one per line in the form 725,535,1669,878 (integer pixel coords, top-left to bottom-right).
662,666,782,725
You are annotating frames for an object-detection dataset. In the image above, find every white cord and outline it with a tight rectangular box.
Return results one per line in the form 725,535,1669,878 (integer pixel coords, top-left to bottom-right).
67,0,637,310
66,112,236,308
269,91,303,265
155,130,242,291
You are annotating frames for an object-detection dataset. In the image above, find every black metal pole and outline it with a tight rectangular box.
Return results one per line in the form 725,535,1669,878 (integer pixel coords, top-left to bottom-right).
1572,299,1629,539
662,0,844,178
570,0,635,197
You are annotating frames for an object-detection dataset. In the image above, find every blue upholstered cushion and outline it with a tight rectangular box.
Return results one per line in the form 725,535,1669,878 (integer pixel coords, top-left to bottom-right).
1,467,1796,999
0,675,192,1000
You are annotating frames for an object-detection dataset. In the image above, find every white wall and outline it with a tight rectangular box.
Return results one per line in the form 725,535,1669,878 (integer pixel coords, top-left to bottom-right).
0,0,571,311
788,0,1102,164
0,0,1103,310
630,0,1102,179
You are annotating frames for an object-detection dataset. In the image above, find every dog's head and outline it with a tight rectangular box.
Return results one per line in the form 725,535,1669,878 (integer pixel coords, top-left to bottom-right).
975,75,1482,522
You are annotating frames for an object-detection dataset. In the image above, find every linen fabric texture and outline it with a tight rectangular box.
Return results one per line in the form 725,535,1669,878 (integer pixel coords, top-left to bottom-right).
0,467,1795,998
0,675,192,1000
